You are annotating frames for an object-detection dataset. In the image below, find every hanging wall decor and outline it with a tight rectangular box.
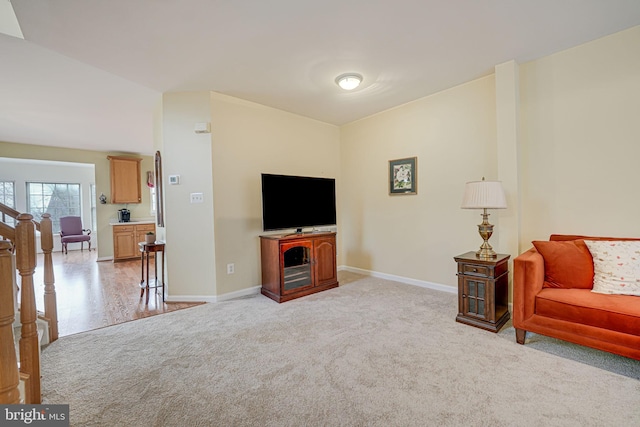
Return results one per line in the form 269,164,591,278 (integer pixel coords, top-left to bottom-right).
389,157,417,195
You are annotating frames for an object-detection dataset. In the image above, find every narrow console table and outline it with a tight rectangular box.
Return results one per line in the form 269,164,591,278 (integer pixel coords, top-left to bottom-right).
260,232,339,303
139,241,165,304
454,252,510,332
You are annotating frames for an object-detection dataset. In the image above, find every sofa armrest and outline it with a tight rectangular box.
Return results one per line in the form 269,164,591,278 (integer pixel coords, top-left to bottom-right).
513,247,544,327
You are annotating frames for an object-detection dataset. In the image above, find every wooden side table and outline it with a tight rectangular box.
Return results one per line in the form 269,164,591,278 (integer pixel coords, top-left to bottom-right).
454,252,510,332
139,241,165,305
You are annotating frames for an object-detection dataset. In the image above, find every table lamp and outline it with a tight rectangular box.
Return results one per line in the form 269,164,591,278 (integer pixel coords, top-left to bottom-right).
461,178,507,258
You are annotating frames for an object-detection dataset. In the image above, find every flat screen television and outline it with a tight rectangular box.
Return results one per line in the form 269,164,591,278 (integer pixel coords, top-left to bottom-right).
261,173,336,232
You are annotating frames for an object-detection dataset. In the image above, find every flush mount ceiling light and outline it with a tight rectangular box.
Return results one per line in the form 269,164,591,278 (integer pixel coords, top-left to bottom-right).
335,73,362,91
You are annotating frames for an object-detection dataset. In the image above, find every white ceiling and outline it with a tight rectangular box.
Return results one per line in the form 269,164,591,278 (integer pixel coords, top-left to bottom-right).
2,0,640,155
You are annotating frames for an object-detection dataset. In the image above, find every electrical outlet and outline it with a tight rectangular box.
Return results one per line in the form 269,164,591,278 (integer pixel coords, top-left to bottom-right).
190,192,204,203
227,263,235,274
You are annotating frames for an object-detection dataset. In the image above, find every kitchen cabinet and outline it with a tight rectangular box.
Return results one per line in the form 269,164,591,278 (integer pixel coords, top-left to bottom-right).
113,223,155,261
108,156,142,204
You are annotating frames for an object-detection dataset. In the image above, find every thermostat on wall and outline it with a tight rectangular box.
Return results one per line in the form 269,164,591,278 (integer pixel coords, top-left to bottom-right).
168,175,180,185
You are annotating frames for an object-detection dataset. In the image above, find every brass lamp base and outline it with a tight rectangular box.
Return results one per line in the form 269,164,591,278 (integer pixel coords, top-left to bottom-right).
476,209,497,259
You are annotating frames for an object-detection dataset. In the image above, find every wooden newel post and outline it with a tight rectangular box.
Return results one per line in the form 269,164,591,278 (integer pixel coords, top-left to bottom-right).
40,213,58,342
0,240,20,404
16,214,40,404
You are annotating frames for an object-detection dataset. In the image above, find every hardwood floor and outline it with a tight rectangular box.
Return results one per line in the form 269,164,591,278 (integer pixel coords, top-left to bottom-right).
25,249,202,337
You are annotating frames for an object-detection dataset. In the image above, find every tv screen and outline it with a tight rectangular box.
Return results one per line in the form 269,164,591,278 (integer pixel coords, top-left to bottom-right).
261,173,336,232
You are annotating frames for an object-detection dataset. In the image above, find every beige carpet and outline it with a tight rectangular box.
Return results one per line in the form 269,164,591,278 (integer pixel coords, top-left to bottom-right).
41,273,640,426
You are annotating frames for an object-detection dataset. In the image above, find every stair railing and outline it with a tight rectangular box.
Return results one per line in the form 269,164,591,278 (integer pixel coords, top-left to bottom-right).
0,240,20,404
0,204,58,342
0,203,59,404
0,203,20,228
40,214,58,341
16,214,40,404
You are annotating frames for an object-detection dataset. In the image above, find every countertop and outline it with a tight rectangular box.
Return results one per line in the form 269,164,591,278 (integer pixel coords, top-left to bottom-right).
109,219,156,226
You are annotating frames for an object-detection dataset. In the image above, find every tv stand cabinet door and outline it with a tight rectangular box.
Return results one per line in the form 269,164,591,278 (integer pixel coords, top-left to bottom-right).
313,236,337,287
280,240,314,295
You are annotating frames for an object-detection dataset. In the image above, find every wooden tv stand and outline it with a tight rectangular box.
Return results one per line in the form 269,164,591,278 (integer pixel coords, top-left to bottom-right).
260,232,339,303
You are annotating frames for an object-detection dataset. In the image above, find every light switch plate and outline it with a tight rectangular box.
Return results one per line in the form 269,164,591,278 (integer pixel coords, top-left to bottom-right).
194,122,211,134
169,175,180,185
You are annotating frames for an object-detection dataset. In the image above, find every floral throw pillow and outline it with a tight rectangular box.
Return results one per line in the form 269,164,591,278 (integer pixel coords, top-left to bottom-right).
584,240,640,296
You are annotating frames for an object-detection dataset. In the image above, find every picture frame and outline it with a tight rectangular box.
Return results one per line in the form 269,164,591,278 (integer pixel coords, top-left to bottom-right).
389,157,417,195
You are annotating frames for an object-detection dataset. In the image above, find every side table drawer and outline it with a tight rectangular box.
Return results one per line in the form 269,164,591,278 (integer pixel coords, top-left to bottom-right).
462,264,489,277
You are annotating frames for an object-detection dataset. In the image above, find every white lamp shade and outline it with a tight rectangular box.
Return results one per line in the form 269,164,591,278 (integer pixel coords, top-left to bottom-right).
461,180,507,209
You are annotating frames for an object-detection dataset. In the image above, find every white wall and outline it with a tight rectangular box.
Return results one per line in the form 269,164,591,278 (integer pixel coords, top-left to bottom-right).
337,26,640,292
159,92,340,299
162,92,217,300
0,157,95,253
210,93,341,296
519,26,640,246
340,76,498,289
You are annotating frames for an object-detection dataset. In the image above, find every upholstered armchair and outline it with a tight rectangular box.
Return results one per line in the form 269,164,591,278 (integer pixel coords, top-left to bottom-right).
59,216,91,254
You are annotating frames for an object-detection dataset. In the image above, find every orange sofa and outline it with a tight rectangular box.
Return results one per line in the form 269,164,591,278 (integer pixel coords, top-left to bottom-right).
513,234,640,361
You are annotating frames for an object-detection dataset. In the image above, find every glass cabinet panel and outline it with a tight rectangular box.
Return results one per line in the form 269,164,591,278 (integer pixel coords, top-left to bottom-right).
464,278,486,318
469,298,476,314
283,246,312,291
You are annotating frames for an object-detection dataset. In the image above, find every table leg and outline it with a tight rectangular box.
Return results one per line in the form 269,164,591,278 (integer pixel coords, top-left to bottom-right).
145,250,150,305
154,251,158,298
140,247,145,299
161,249,165,302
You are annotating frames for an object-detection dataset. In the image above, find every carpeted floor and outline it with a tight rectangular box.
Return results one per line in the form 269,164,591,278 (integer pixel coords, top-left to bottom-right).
41,273,640,426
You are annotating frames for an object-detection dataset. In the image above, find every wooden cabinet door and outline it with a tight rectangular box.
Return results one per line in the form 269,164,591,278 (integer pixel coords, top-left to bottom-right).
280,240,313,294
313,236,337,287
460,276,489,320
108,156,142,204
113,228,136,260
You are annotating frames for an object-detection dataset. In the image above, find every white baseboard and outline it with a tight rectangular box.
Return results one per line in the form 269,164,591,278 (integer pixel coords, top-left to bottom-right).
97,256,113,262
165,295,218,303
165,286,261,304
338,265,456,294
217,285,261,302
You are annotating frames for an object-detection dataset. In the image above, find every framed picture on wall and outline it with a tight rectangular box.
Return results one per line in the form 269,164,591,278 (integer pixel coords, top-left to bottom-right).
389,157,417,195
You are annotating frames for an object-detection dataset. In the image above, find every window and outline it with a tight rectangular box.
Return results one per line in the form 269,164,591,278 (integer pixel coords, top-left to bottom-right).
0,181,16,226
90,183,97,231
27,182,81,233
150,186,156,215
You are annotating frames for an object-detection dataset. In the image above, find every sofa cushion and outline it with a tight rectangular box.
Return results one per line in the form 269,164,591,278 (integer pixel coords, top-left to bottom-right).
550,234,640,242
532,240,593,289
535,288,640,336
584,240,640,296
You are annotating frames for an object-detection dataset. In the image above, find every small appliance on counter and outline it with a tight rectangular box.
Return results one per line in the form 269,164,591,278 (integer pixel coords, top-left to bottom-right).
117,208,131,223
